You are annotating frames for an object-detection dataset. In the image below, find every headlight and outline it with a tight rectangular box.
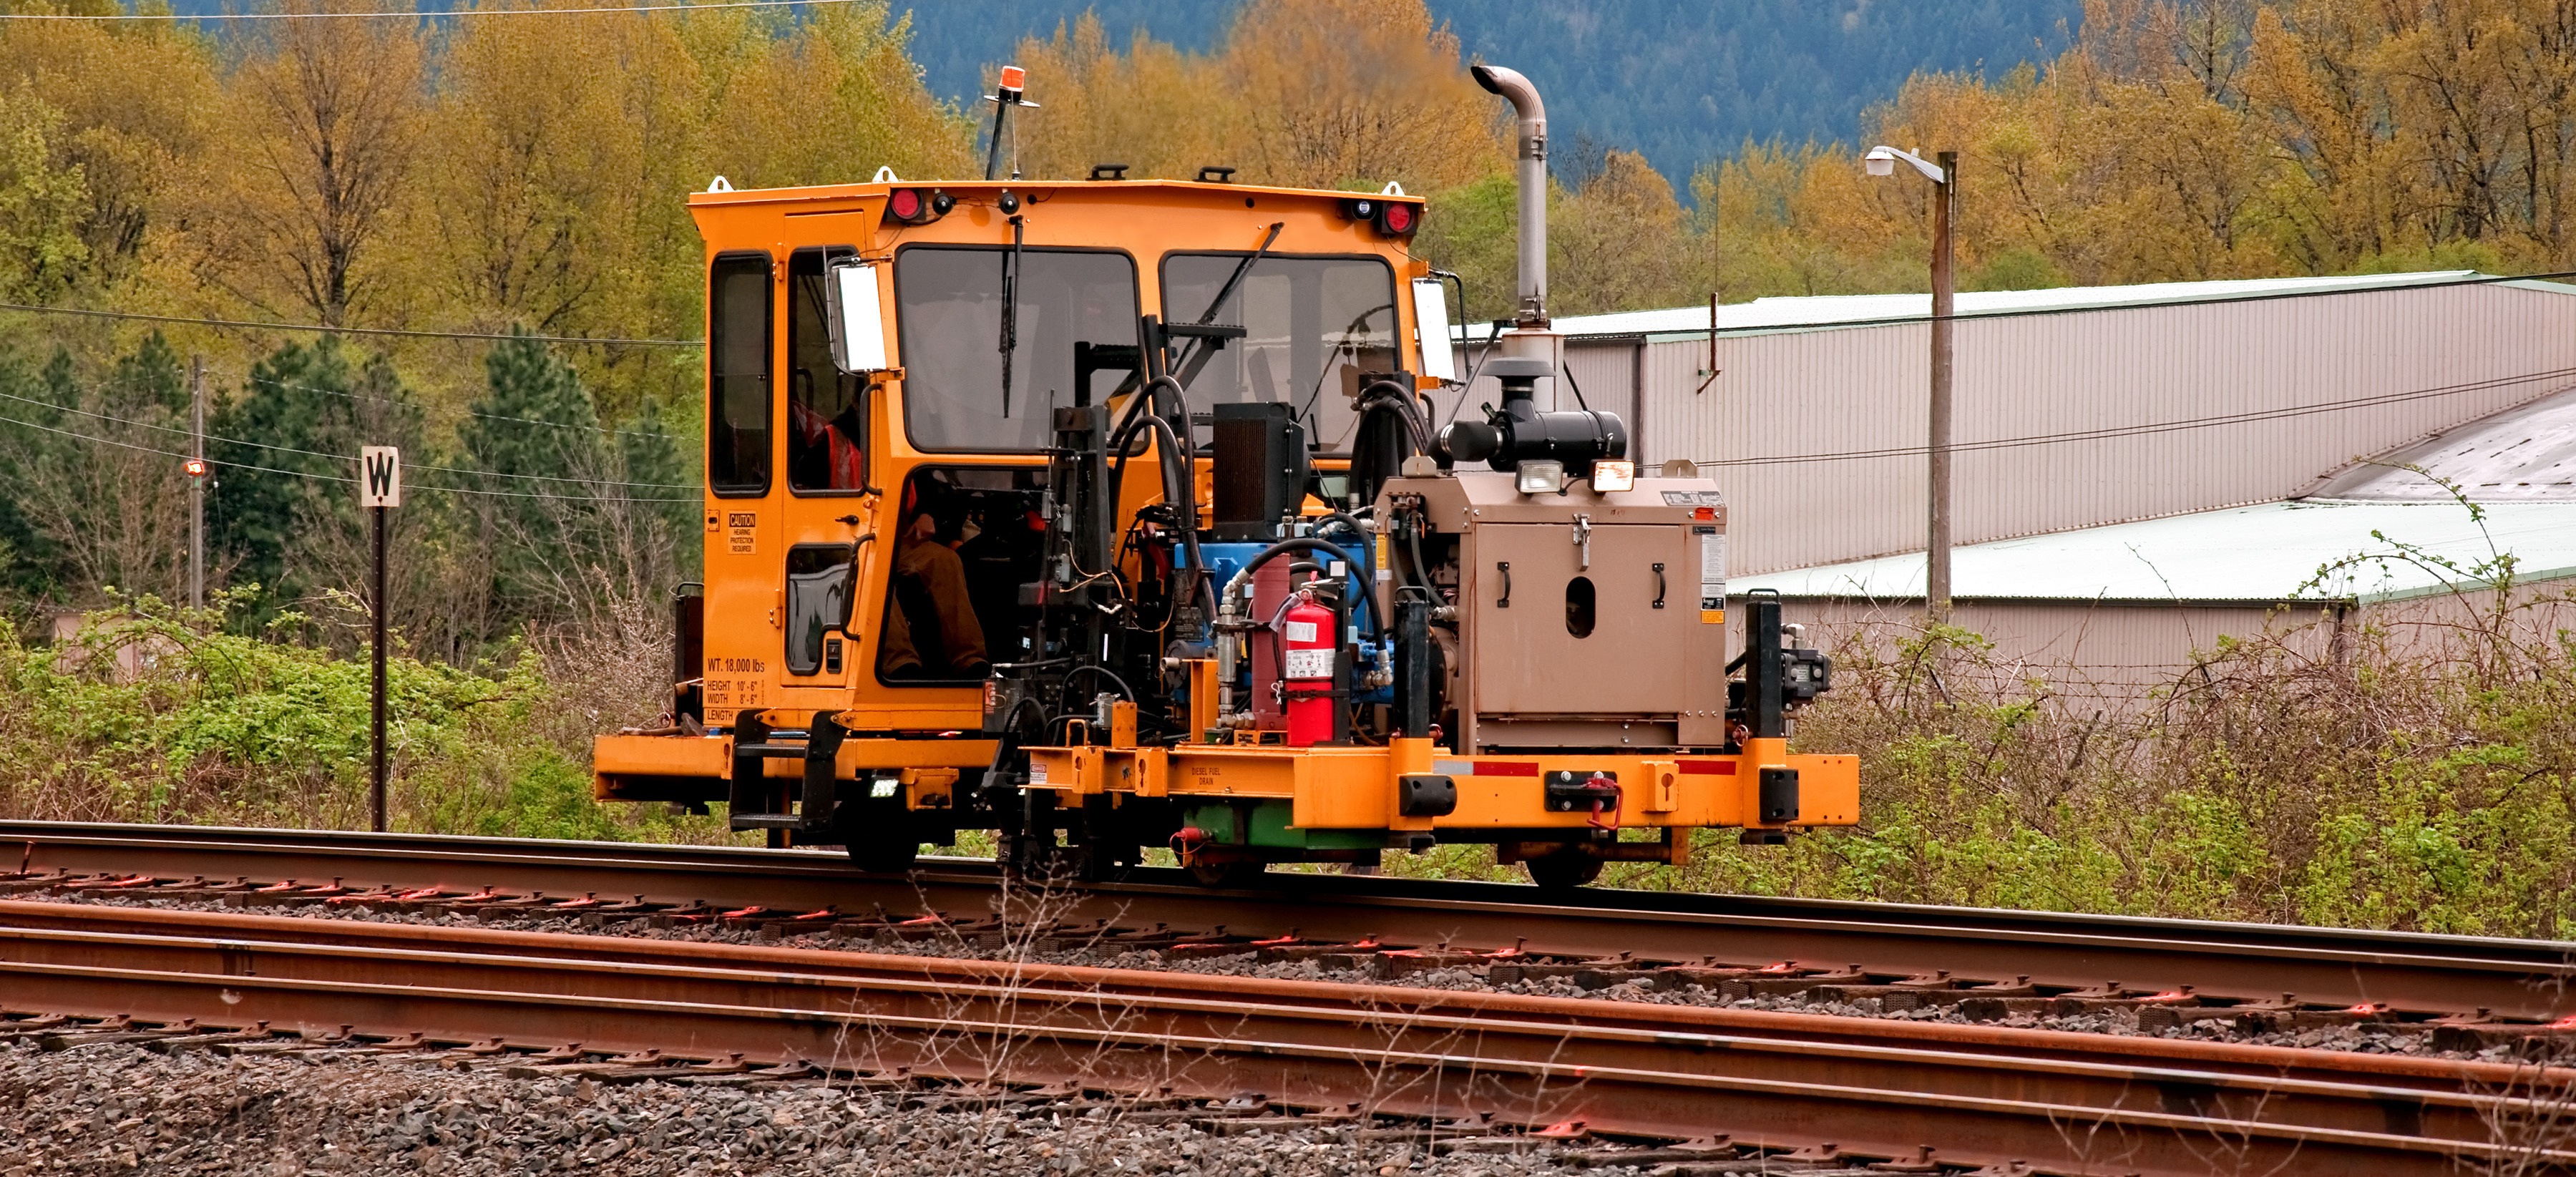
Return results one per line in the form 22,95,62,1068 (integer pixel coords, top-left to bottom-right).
1514,459,1565,495
1591,459,1634,493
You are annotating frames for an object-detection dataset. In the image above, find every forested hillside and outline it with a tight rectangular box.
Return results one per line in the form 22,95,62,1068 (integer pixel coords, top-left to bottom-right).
904,0,2080,187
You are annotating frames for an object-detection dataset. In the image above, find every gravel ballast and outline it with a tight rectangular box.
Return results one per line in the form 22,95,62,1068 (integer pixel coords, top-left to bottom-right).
0,1037,1719,1177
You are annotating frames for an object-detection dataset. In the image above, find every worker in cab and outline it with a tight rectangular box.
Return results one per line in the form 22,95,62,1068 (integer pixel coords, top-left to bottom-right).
788,372,865,491
877,484,990,680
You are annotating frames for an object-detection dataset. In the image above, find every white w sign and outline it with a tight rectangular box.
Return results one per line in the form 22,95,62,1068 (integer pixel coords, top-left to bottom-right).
359,446,402,508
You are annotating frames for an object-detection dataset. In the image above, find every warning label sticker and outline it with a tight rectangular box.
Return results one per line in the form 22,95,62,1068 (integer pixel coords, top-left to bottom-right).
1696,527,1726,609
1283,648,1334,679
726,511,757,555
1283,620,1319,643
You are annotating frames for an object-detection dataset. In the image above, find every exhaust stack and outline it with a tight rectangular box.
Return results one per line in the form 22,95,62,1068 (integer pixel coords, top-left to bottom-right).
1471,64,1547,326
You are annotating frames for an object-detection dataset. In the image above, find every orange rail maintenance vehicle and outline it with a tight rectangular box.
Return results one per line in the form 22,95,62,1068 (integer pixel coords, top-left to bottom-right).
593,64,1855,888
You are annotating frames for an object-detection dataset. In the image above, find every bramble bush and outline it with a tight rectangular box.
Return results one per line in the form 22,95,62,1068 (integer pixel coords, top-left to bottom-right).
0,590,734,845
1564,595,2576,939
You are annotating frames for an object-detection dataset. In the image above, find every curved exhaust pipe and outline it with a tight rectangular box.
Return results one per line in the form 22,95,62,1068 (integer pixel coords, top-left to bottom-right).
1471,64,1547,326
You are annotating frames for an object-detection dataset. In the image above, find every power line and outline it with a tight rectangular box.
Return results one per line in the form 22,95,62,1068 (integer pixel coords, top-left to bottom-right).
1694,366,2576,469
0,301,700,347
238,371,670,441
0,389,698,489
0,409,700,502
1,0,863,19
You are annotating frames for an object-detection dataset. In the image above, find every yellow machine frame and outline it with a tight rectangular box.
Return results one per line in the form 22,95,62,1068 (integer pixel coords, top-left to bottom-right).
593,172,1856,872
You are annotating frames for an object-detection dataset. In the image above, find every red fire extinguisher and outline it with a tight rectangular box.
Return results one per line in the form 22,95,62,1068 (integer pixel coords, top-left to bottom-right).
1281,589,1337,747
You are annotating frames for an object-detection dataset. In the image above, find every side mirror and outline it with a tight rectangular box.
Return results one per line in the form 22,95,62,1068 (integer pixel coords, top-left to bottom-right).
824,259,891,373
1411,277,1455,383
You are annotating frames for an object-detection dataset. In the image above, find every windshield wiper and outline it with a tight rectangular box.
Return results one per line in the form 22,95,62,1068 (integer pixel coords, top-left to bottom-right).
1000,210,1026,417
1169,222,1282,390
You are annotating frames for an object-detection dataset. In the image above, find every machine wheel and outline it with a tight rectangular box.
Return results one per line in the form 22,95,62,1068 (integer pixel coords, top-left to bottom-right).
1004,789,1064,881
1185,857,1266,889
1523,849,1604,890
998,826,1055,881
1064,797,1138,883
1072,841,1141,884
844,815,920,874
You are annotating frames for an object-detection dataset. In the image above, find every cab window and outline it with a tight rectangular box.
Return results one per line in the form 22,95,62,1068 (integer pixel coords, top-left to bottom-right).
708,252,772,495
894,245,1141,452
784,543,855,676
787,246,866,493
1160,254,1399,454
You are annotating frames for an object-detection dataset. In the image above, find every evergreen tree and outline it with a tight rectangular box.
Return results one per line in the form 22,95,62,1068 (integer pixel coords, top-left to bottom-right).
208,338,426,617
0,336,195,607
461,331,691,627
0,346,72,605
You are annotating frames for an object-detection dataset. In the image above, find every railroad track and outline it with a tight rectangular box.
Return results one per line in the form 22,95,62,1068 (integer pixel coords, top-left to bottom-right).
3,899,2571,1176
8,819,2574,1032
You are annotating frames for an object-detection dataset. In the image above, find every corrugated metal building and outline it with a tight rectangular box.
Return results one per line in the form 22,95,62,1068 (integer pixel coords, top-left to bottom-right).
1724,353,2576,698
1441,271,2576,693
1448,270,2576,575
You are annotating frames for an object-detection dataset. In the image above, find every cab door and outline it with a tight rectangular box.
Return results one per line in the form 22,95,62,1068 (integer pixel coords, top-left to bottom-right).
701,250,776,728
779,245,871,701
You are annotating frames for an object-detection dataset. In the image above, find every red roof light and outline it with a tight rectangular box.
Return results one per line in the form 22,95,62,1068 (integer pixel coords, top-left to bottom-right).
883,187,950,225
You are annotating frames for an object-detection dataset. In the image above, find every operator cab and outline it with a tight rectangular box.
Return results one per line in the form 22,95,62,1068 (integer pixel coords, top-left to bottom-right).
598,167,1448,841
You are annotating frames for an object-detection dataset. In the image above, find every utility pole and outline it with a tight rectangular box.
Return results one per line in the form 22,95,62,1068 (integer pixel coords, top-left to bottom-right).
187,355,205,610
1928,150,1957,622
1863,144,1958,621
358,446,401,834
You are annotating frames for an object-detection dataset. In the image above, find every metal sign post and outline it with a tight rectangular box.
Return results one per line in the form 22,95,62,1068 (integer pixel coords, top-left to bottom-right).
187,355,205,610
358,446,401,833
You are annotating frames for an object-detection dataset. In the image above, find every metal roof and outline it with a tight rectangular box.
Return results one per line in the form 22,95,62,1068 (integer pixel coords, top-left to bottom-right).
1520,270,2576,342
1732,499,2576,604
2309,384,2576,502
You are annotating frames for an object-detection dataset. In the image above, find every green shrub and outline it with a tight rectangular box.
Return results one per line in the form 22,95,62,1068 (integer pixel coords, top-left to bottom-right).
0,592,736,845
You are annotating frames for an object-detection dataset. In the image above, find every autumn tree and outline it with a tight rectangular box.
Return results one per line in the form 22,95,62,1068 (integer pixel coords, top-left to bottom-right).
1551,150,1701,314
1010,13,1228,182
1005,0,1501,189
702,1,973,190
0,3,217,292
0,89,89,303
1219,0,1500,190
185,3,427,328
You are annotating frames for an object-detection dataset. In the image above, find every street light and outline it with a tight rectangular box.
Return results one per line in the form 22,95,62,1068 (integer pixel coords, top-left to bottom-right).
1865,143,1958,622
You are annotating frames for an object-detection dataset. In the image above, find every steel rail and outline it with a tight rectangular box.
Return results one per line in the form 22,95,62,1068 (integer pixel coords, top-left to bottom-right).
0,907,2566,1176
8,819,2575,1020
0,900,2540,1089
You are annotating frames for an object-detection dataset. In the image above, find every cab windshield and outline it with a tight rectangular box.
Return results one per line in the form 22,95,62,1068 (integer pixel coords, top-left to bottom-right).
894,245,1141,452
1160,254,1399,454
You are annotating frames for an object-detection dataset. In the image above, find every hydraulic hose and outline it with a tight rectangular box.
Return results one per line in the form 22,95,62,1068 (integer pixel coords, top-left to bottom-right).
1355,379,1430,451
1106,373,1195,477
1314,511,1370,543
1216,536,1380,638
1106,401,1214,618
